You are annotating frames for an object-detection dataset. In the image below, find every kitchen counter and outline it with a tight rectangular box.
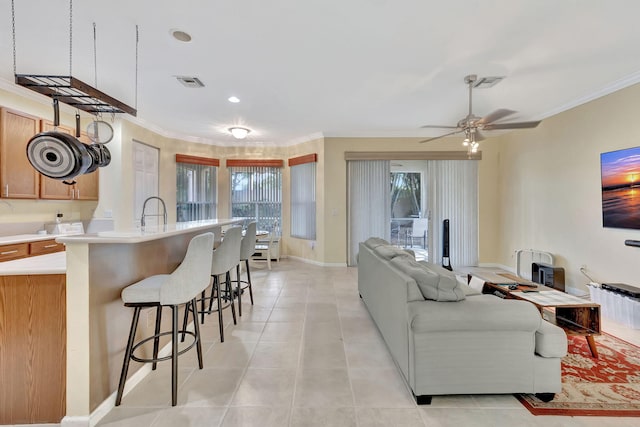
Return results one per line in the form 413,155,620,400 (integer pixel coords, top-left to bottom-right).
57,219,240,244
0,233,58,245
0,251,65,275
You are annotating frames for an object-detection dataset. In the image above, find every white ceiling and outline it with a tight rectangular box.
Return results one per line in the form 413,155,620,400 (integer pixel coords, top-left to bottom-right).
2,0,640,146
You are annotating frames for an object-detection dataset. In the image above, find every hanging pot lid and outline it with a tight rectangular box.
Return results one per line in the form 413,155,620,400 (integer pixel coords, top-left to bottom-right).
86,119,114,144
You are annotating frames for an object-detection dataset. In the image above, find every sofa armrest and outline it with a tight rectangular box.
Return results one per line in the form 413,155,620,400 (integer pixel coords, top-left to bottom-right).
535,320,568,358
408,295,542,333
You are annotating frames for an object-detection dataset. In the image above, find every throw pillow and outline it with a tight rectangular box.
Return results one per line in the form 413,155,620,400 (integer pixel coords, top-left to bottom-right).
363,237,390,249
373,245,415,261
390,257,466,301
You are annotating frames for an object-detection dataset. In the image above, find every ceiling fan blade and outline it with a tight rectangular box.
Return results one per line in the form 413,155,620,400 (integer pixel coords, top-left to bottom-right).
477,109,516,125
420,124,460,129
418,129,464,143
483,120,541,130
474,130,486,141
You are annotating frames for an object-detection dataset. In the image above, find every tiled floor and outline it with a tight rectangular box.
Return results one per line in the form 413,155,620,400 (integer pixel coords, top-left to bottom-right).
94,259,640,427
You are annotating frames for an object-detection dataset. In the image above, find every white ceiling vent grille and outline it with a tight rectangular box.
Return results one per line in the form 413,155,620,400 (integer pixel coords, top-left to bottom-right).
176,76,205,88
473,76,504,89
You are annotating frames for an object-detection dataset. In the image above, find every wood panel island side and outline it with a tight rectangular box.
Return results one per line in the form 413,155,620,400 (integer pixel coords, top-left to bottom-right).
56,219,241,427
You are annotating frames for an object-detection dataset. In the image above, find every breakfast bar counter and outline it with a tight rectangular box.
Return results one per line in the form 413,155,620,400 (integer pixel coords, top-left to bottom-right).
56,219,241,426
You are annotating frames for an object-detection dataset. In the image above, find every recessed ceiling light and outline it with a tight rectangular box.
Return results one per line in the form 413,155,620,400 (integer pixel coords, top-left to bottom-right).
229,127,250,139
228,96,240,103
170,29,192,42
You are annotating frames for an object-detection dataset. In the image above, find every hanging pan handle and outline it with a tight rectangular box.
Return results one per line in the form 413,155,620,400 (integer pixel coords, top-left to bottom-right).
53,98,60,127
75,113,81,137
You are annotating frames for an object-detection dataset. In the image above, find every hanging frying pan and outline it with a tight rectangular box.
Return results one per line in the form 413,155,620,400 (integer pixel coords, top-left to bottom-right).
86,117,114,144
26,99,111,184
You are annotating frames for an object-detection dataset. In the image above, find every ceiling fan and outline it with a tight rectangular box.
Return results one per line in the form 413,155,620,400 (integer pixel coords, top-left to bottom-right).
419,74,541,152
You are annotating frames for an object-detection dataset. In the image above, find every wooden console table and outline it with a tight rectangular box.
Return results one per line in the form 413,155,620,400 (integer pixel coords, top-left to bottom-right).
476,272,601,358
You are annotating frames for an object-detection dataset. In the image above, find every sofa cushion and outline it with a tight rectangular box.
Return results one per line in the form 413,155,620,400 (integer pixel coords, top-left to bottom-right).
363,237,390,249
535,320,568,358
373,245,415,261
390,257,465,301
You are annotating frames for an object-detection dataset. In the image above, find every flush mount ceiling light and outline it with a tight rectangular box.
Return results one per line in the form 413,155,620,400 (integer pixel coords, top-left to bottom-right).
170,29,192,42
229,127,250,139
228,96,240,103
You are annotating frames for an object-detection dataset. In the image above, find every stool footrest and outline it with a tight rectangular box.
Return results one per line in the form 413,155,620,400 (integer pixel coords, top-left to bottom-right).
130,330,198,364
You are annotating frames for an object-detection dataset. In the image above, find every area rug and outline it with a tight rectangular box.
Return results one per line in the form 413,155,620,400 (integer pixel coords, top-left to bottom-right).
516,333,640,416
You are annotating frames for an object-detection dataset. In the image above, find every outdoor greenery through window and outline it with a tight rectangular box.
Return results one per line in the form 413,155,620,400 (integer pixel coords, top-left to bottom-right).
230,166,282,233
290,161,316,239
176,161,217,221
391,172,421,218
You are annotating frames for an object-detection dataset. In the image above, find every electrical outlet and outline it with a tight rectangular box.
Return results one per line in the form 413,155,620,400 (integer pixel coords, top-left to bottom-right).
310,241,315,250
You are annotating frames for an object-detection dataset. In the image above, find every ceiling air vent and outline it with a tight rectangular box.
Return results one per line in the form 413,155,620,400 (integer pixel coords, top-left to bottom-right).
473,76,504,89
175,76,205,88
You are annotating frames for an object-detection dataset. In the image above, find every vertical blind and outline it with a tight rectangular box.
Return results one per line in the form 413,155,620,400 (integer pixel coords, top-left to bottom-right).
230,166,282,233
347,160,391,266
290,161,316,239
176,162,217,221
426,160,478,267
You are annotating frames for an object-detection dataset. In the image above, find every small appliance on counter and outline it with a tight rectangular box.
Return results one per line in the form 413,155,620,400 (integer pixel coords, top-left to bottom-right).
44,221,85,235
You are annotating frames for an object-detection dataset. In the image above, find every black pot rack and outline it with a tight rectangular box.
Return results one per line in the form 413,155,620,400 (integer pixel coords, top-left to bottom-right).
15,74,137,116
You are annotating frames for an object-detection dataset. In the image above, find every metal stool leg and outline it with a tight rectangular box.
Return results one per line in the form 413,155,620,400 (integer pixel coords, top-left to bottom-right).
152,306,162,370
226,271,237,324
191,298,204,369
171,306,178,406
245,259,254,305
216,275,224,342
236,264,242,317
116,306,142,406
180,300,190,342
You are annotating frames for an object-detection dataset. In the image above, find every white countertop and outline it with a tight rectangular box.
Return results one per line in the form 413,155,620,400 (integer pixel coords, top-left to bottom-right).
0,233,58,245
0,252,66,276
56,219,243,244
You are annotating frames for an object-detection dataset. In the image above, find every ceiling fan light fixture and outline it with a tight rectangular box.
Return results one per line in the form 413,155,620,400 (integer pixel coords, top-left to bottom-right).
229,126,250,139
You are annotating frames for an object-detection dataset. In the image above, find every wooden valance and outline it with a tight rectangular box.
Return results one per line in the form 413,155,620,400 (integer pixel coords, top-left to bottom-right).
288,153,317,167
175,154,220,166
226,159,284,168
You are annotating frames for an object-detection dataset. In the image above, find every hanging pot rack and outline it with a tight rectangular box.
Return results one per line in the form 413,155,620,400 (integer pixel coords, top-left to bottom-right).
11,0,137,117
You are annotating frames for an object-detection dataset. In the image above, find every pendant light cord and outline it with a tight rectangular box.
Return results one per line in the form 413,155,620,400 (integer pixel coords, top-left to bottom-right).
69,0,73,76
11,0,16,75
93,22,98,87
135,25,139,110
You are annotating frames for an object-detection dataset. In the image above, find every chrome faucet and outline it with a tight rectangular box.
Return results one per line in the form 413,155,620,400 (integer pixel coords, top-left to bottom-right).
141,196,167,228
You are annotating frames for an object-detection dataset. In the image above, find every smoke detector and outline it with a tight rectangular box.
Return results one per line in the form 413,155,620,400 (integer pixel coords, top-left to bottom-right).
175,76,205,88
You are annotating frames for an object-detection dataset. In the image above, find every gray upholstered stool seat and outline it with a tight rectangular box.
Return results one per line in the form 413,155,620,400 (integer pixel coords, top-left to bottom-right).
233,221,257,316
184,226,242,342
115,232,214,407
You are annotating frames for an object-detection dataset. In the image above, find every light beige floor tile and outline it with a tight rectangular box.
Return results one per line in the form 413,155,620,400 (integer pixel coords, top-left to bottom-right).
302,320,342,343
294,369,354,407
428,395,478,408
95,407,162,426
341,317,381,343
251,296,278,309
418,408,494,427
178,368,244,407
217,322,265,343
349,368,415,408
344,339,395,369
151,406,226,426
305,304,340,322
301,340,347,369
250,341,301,368
236,306,272,322
268,307,306,322
221,407,291,427
275,297,307,308
202,341,257,368
260,321,304,342
231,368,297,406
472,394,522,408
290,407,357,427
356,408,426,427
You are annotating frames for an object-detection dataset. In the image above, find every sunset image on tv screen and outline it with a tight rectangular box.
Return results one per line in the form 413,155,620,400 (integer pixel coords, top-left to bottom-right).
601,146,640,229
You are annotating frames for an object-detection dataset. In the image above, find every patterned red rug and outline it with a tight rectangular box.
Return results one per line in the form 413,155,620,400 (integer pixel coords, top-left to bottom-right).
517,333,640,416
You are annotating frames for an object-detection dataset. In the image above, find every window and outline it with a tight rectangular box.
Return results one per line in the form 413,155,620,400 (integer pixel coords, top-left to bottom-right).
176,154,218,222
229,162,282,233
290,154,317,239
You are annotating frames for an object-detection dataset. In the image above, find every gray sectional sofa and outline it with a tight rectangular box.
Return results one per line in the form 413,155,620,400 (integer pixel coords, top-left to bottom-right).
357,238,567,404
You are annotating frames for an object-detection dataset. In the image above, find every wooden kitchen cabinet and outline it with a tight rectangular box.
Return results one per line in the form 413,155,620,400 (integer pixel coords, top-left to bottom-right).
29,239,65,256
38,122,99,201
0,108,40,199
0,242,30,262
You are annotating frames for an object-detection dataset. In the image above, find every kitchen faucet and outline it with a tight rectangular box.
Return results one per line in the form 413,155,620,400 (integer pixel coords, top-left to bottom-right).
141,196,167,228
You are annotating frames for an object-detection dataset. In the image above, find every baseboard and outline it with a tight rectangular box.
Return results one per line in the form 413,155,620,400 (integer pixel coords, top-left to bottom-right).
286,254,347,267
61,415,90,427
477,262,514,272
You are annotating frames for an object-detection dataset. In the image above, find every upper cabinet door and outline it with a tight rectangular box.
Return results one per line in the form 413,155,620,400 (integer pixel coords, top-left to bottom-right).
38,120,74,200
0,108,40,199
73,132,99,201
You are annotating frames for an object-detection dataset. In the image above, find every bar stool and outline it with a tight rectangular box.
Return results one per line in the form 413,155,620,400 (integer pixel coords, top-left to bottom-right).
186,226,242,342
115,232,214,407
234,221,256,316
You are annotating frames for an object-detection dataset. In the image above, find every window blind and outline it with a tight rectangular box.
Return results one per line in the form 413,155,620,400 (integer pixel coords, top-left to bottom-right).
290,161,316,239
230,166,282,233
176,158,217,222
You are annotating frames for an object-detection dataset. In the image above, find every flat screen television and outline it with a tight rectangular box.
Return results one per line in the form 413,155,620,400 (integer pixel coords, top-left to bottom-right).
601,146,640,229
